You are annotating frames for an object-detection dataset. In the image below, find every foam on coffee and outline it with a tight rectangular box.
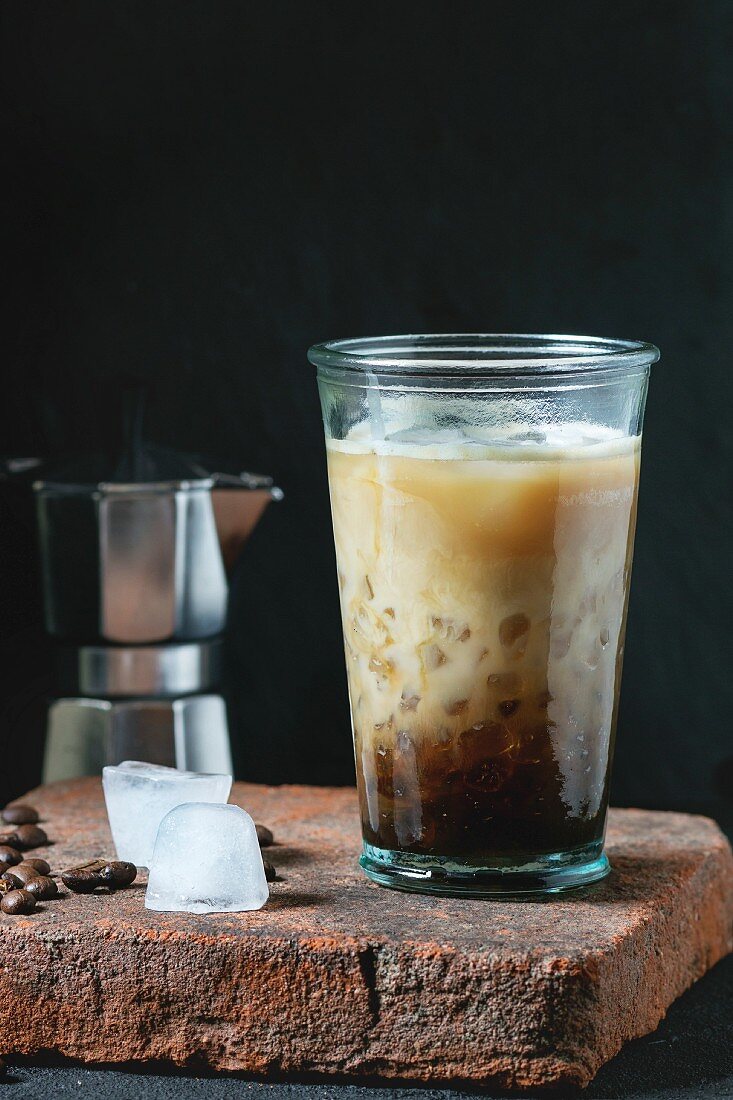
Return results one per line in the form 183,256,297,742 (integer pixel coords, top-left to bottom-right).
329,420,635,459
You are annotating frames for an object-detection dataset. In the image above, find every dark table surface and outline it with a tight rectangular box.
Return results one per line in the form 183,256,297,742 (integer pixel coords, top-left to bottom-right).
3,952,731,1100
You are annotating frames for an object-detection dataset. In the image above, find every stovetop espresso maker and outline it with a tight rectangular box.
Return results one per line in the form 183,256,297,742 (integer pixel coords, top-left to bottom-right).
25,435,281,781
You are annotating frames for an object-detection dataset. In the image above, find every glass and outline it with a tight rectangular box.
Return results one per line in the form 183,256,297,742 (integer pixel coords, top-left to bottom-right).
310,334,659,896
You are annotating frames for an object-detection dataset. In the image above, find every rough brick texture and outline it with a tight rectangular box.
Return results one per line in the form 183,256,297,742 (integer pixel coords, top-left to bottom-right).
0,779,731,1090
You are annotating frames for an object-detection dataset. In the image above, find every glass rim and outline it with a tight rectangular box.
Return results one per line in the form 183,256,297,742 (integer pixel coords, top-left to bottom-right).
308,333,660,378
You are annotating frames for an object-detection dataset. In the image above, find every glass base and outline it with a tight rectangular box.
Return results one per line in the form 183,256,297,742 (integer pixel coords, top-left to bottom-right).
360,840,610,898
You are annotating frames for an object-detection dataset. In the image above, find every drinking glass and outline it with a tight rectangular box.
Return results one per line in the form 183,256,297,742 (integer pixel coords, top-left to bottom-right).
310,334,659,896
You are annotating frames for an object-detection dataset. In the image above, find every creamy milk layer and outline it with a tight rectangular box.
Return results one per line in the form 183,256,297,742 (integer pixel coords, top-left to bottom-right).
327,423,640,847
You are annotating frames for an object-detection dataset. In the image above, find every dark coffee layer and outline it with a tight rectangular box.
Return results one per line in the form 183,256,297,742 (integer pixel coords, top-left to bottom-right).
356,716,609,859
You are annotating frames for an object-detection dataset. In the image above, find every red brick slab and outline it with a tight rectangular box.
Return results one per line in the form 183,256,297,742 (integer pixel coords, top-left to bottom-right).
0,779,731,1090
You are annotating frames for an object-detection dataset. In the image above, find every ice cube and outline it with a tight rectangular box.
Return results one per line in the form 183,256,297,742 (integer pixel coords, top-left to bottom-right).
145,802,269,914
102,761,232,868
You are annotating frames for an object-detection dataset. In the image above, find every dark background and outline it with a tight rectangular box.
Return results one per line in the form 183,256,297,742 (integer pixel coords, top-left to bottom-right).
0,1,731,821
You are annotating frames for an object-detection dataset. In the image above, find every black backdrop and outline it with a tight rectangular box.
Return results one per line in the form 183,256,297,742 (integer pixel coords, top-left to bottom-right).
1,1,731,820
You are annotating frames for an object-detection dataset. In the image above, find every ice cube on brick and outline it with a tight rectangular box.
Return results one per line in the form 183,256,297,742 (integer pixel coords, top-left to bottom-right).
145,802,269,914
102,760,232,868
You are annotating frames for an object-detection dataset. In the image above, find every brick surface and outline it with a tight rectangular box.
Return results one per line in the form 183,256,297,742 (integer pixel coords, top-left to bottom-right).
0,778,731,1090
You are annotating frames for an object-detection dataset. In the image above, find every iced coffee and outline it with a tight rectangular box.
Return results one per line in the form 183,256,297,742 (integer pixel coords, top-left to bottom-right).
327,425,640,875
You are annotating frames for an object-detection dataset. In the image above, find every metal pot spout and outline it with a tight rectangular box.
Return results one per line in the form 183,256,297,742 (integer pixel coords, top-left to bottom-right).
211,473,284,573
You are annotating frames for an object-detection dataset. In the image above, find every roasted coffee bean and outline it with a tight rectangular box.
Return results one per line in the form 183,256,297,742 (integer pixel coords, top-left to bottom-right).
263,858,276,882
24,876,58,901
0,846,22,867
99,861,137,889
255,823,274,847
61,867,103,893
1,870,23,888
0,879,15,895
11,864,44,886
22,857,50,876
2,804,39,826
1,889,36,915
12,825,48,850
71,859,107,873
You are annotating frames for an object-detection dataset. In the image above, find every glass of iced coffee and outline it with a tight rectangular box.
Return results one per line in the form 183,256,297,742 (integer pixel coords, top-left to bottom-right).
310,335,658,896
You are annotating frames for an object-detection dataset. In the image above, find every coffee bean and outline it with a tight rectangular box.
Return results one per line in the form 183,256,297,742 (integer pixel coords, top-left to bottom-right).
255,823,274,847
0,879,16,895
1,870,23,888
61,867,103,893
11,864,43,886
2,804,39,826
12,825,48,850
100,861,137,889
24,876,58,901
263,858,277,882
1,889,36,915
70,859,108,873
22,858,50,876
0,846,22,867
